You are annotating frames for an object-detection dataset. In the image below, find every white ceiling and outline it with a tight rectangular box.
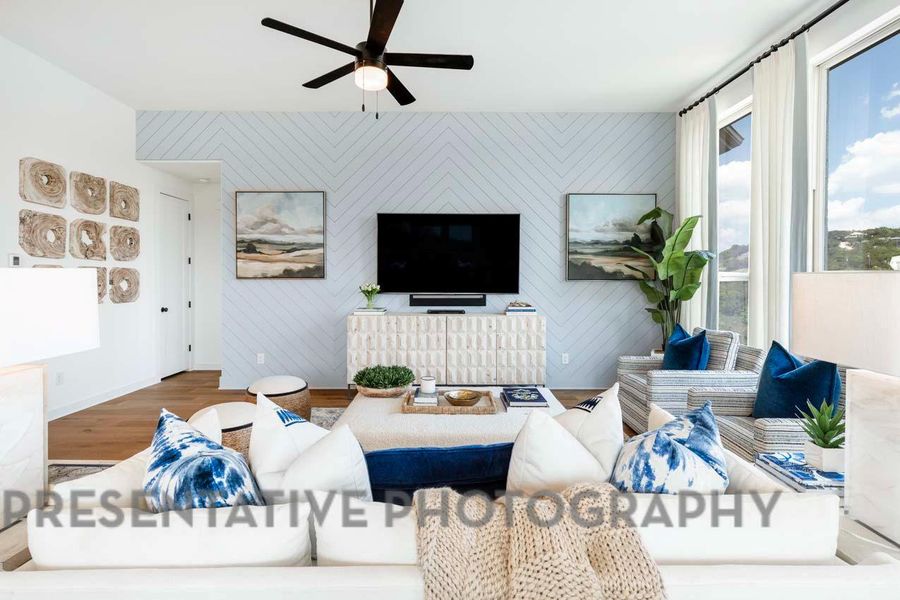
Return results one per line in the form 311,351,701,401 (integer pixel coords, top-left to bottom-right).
0,0,822,112
141,161,221,183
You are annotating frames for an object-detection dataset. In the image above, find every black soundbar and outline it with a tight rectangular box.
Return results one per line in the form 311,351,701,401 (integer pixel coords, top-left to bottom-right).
409,293,487,307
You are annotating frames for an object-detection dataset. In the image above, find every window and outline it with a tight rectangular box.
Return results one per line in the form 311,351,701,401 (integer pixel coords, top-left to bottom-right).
717,112,752,341
822,29,900,271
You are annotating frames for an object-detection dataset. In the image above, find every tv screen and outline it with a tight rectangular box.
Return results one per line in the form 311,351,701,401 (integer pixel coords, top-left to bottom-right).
377,213,520,294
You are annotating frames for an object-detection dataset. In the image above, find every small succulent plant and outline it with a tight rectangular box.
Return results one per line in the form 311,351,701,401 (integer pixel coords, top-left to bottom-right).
798,400,845,449
353,365,415,389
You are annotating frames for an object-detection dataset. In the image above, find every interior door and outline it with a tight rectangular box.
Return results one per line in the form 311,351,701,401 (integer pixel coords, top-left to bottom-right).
158,193,190,378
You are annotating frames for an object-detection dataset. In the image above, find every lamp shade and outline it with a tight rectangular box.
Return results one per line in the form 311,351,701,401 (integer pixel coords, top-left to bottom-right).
791,272,900,377
0,269,100,367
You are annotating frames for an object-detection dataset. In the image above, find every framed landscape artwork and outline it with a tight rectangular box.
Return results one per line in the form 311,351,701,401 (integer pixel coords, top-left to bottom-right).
235,191,325,279
566,193,657,281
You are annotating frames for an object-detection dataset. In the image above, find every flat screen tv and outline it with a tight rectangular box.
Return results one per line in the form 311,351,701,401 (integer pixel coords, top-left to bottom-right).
377,213,520,294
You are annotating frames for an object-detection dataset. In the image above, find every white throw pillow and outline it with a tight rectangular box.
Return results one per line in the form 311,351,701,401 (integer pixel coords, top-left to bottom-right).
249,393,329,481
27,503,311,570
554,383,623,477
312,491,417,566
277,424,372,503
51,408,222,510
506,410,608,494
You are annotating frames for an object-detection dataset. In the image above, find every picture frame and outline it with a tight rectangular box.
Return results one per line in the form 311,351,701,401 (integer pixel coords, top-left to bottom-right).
565,193,657,281
234,190,326,279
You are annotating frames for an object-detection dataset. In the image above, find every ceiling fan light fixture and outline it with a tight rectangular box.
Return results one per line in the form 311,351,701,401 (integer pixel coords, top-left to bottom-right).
354,63,388,91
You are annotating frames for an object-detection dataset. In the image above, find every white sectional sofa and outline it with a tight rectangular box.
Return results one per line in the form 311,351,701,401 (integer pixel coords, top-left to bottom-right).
2,404,899,599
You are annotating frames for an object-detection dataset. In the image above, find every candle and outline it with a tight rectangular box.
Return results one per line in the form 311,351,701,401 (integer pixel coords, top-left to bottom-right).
420,376,436,394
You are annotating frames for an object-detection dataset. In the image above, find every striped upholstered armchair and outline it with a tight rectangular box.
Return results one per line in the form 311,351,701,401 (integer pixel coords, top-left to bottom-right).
687,365,848,461
617,328,765,434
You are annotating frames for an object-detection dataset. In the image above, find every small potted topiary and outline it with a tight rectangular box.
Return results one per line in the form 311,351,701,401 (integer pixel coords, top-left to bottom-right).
798,400,845,472
353,365,415,398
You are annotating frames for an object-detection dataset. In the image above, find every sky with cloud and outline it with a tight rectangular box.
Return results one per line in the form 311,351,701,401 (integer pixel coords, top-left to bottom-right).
567,194,655,243
717,113,752,251
236,191,324,242
826,31,900,231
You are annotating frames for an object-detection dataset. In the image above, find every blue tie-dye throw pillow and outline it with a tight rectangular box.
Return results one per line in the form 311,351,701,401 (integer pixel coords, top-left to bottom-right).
143,409,264,512
611,402,729,494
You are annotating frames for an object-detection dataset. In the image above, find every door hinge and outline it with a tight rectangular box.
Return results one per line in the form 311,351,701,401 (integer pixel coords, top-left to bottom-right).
188,257,192,265
188,301,192,308
188,213,192,221
188,344,192,352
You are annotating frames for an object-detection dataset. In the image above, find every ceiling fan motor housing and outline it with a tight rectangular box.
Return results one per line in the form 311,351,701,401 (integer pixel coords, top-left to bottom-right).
354,42,386,72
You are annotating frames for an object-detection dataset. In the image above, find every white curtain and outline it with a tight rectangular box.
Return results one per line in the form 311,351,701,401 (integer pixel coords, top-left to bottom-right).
676,99,714,333
749,37,802,350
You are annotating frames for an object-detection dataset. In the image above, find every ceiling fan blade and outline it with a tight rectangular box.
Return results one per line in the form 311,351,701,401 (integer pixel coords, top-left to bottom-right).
384,52,474,70
261,17,359,56
303,62,356,89
386,68,415,105
366,0,404,56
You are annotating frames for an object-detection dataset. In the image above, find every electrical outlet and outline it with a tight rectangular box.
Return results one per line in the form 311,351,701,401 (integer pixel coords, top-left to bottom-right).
561,353,570,365
257,353,265,365
55,372,64,386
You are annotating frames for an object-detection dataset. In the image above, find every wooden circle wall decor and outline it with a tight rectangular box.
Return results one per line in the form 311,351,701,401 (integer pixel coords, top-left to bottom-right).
69,219,107,261
19,209,66,258
70,171,107,215
80,266,108,303
109,181,140,221
109,225,140,261
109,268,140,303
19,158,67,208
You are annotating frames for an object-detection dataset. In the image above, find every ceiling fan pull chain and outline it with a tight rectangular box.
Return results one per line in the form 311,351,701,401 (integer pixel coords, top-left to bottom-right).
376,91,379,120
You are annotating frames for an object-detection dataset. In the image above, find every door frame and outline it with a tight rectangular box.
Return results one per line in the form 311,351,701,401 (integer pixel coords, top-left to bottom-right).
156,191,193,379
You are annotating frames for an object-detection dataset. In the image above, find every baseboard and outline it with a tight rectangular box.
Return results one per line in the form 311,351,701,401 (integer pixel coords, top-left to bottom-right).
191,363,221,371
49,377,160,420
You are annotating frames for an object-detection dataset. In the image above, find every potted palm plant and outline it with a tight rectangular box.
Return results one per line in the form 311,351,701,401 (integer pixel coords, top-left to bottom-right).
798,400,845,472
627,207,714,345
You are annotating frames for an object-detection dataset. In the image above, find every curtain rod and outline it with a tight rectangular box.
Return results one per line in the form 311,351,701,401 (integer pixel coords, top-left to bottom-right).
678,0,853,117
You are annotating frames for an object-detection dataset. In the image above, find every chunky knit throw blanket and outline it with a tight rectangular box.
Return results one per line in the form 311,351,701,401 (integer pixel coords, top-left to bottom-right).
415,483,665,600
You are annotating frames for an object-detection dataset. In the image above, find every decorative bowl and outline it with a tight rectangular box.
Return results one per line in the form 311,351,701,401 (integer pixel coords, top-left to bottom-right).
444,389,481,406
356,385,411,398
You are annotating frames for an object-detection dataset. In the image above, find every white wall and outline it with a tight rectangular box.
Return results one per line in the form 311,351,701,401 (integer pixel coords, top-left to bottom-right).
0,35,194,419
190,182,222,370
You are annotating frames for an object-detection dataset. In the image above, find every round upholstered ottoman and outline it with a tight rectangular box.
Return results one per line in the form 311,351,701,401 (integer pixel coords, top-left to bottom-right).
189,402,255,458
246,375,311,421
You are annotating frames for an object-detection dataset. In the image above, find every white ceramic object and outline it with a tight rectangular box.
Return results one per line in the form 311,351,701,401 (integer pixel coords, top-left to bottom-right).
805,441,845,473
420,376,436,394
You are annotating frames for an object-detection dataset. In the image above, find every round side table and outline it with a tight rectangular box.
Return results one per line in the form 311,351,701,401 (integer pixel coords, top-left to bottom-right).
189,401,255,458
246,375,311,420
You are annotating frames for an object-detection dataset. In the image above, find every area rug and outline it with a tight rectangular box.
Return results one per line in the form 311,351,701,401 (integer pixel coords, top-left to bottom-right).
48,407,346,485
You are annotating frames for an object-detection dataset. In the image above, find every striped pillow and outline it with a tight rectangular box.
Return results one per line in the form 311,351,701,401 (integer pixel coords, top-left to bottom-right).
693,328,740,371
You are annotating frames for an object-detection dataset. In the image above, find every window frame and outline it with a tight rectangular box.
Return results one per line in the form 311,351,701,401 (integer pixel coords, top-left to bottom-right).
811,17,900,272
715,102,752,336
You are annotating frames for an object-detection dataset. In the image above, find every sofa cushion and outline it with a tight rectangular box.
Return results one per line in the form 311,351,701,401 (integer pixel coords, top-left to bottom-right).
753,341,841,418
612,402,729,494
506,410,609,494
662,325,710,370
693,328,740,371
554,383,624,476
143,409,263,512
27,504,311,570
249,393,329,481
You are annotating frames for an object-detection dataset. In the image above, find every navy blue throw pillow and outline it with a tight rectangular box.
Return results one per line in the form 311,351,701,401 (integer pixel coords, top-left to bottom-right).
752,341,841,418
662,324,710,370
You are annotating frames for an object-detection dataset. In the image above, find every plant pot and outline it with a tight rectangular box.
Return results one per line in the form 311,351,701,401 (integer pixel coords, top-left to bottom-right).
356,384,411,398
804,441,845,473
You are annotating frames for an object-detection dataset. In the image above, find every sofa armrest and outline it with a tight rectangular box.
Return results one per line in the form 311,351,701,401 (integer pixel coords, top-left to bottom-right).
753,418,808,446
647,370,760,389
617,355,663,375
687,387,757,416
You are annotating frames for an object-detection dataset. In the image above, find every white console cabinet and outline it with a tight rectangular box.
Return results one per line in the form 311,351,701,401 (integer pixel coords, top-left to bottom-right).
347,313,546,385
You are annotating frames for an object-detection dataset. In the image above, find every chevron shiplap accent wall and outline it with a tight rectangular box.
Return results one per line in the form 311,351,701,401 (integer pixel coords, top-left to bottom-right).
135,111,674,389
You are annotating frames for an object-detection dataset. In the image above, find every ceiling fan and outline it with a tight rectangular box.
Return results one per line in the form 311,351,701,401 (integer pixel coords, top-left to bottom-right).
261,0,474,106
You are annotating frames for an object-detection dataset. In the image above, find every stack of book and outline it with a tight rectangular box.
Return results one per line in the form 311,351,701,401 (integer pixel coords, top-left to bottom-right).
505,302,536,316
755,452,844,504
500,386,548,411
413,388,438,406
353,307,387,316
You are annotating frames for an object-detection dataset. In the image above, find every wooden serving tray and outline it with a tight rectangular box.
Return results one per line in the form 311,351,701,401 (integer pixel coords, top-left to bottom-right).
400,390,499,415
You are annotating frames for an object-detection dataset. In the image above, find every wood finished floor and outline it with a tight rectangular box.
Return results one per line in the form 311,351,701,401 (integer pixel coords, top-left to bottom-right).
48,370,609,460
